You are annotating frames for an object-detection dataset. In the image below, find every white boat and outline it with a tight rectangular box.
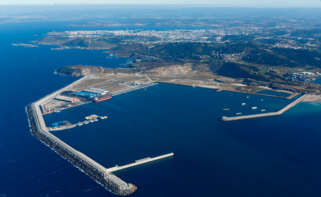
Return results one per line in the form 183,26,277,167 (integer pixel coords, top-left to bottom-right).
241,103,246,106
251,106,258,110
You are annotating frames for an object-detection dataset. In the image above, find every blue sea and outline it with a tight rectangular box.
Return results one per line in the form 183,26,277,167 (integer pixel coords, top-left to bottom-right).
2,21,321,197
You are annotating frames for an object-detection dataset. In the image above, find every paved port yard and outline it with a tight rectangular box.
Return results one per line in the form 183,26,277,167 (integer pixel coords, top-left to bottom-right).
41,73,155,115
71,74,152,93
222,94,307,121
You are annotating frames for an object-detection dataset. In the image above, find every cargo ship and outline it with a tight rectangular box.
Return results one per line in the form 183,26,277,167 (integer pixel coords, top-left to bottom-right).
94,94,112,103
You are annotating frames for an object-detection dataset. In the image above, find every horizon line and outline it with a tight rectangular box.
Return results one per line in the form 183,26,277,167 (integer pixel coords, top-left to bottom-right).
0,3,321,8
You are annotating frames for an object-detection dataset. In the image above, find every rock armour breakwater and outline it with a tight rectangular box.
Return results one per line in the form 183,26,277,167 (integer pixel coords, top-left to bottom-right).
25,104,137,196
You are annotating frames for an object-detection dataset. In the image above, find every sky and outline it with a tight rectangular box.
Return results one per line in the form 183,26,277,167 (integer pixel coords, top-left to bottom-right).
0,0,321,8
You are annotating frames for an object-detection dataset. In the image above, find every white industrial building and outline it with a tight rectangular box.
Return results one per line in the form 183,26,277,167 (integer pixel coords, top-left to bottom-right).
84,88,109,95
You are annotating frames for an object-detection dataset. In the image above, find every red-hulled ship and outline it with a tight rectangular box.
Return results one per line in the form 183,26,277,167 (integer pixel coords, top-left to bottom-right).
93,94,112,103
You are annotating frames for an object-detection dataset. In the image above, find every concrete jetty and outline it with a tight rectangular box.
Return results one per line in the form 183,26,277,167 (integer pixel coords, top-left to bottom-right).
49,115,109,132
107,153,174,173
222,95,306,121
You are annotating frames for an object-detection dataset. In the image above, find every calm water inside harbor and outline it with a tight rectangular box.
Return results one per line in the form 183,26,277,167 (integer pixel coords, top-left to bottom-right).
2,22,321,197
44,84,321,197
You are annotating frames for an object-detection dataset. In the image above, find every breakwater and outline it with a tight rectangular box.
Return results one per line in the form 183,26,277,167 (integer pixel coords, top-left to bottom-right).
26,104,137,196
222,95,306,121
24,76,139,196
24,76,171,196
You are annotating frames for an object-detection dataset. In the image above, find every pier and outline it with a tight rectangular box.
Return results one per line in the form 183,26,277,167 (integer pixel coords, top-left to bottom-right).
222,95,306,121
49,115,108,132
107,153,174,173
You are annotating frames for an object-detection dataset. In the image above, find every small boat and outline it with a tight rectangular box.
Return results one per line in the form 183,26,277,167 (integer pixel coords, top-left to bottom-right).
241,103,246,106
261,109,267,112
223,108,231,111
251,106,258,110
236,112,242,115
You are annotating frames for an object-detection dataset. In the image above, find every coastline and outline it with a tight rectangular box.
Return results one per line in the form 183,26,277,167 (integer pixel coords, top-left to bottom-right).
302,94,321,103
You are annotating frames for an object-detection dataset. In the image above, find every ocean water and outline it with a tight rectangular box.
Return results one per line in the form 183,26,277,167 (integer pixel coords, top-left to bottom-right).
0,22,128,197
314,77,321,85
2,21,321,197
